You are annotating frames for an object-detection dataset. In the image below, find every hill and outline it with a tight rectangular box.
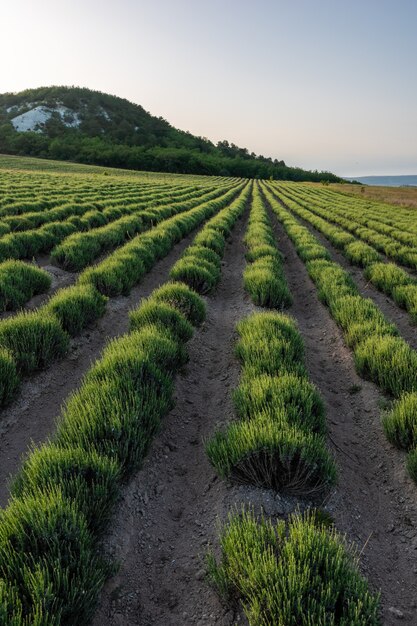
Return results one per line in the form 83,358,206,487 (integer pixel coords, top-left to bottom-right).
0,86,341,181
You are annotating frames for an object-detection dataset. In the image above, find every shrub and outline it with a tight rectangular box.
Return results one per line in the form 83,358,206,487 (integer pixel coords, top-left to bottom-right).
392,284,417,322
235,312,305,377
355,335,417,397
233,373,326,434
151,282,206,326
79,256,146,297
51,232,102,270
12,445,120,535
364,262,410,296
206,414,336,495
245,243,280,262
406,448,417,483
0,491,108,625
169,257,220,294
194,229,225,255
91,325,188,377
306,259,357,307
45,284,107,335
0,311,69,374
0,349,19,406
182,244,221,267
383,392,417,450
208,510,380,625
344,241,381,266
0,261,51,311
129,299,193,343
331,295,397,348
243,261,292,308
57,353,173,473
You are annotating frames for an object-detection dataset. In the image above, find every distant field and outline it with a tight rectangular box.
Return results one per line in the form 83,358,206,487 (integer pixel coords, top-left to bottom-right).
2,155,417,624
327,181,417,209
0,153,221,184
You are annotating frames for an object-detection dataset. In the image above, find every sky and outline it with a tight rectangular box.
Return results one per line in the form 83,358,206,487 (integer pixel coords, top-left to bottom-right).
1,0,417,177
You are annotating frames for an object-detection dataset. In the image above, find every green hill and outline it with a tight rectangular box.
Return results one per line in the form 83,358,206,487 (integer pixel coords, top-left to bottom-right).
0,86,341,181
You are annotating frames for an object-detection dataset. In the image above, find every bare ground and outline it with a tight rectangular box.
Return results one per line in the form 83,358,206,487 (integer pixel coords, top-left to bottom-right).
91,212,256,626
0,229,204,506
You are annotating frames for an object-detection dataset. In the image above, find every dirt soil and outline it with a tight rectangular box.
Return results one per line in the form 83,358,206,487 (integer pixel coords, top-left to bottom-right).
92,202,417,626
0,229,206,506
2,195,417,624
92,213,256,626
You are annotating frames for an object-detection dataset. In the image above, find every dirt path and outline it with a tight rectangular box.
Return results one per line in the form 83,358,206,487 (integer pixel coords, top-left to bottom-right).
92,212,258,626
0,228,206,506
269,208,417,625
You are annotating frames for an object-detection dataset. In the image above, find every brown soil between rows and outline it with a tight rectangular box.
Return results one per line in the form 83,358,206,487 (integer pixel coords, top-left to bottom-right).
2,189,416,623
92,202,417,626
268,208,417,625
91,211,255,626
0,228,204,506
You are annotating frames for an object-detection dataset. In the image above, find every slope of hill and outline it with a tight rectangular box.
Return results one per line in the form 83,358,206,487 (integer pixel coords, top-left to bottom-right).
0,86,341,181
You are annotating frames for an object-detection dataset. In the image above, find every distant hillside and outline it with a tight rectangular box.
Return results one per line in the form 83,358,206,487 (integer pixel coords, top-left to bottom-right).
0,86,341,181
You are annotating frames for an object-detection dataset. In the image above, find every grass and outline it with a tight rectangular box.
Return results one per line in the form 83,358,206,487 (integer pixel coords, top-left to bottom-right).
330,182,417,210
208,509,380,625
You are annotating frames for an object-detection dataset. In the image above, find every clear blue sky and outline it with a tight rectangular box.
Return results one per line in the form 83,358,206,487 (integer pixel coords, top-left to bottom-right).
1,0,417,176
